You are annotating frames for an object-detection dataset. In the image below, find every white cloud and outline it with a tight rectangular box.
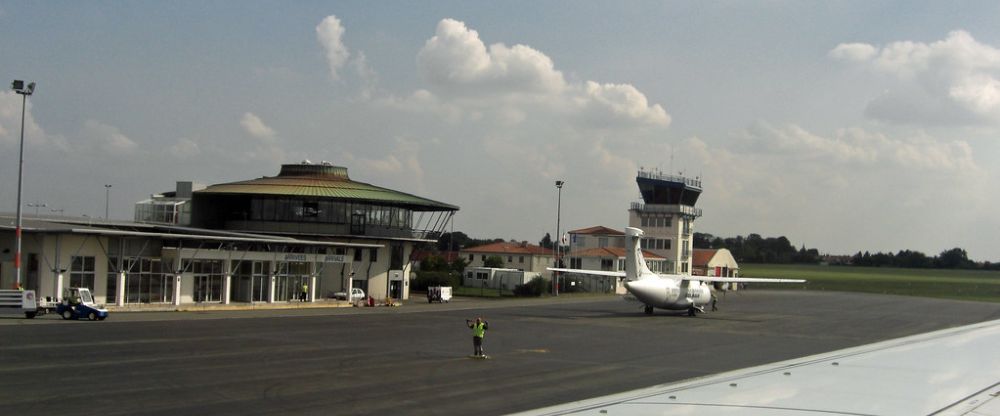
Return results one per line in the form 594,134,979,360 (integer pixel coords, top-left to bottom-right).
417,18,566,95
405,18,669,129
682,123,987,255
353,51,378,100
81,120,138,155
240,112,276,140
0,91,67,151
316,15,350,81
828,42,877,62
831,30,1000,125
738,122,980,174
169,137,201,158
579,81,671,127
343,137,427,194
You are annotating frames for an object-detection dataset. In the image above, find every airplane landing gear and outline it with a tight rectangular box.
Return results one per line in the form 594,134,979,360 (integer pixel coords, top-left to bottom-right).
644,305,654,315
687,307,697,317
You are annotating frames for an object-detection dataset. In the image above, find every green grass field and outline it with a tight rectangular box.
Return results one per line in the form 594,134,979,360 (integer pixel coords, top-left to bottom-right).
741,264,1000,303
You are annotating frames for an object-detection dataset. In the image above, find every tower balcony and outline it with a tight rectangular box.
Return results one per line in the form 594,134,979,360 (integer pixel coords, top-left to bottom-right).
630,202,702,218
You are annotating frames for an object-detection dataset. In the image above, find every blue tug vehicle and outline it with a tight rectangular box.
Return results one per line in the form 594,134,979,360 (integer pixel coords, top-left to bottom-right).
57,287,109,321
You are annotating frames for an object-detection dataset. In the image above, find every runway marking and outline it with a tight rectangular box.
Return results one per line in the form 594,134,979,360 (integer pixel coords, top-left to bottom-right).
515,348,550,354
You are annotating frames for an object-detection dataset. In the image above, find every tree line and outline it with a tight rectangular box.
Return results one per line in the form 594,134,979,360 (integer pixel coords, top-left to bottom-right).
427,231,997,271
694,232,821,264
695,232,999,271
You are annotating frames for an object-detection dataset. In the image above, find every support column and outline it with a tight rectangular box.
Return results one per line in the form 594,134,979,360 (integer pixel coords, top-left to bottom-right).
117,271,126,307
223,274,232,305
56,273,64,302
173,275,182,306
309,275,317,303
268,275,276,303
173,256,183,306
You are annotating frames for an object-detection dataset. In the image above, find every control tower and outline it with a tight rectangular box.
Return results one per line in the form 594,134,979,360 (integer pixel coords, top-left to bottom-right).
628,169,703,274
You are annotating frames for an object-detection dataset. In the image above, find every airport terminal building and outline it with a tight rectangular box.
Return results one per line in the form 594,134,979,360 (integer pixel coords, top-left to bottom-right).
0,162,458,306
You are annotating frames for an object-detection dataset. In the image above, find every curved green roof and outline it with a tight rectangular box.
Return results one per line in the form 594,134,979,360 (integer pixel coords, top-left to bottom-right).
196,164,458,211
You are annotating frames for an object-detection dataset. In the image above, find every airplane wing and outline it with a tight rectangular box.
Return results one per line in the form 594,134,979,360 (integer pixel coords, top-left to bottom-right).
512,318,1000,415
684,276,805,283
547,268,627,278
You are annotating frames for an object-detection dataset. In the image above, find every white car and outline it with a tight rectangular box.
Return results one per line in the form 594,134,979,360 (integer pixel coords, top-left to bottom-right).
334,288,366,301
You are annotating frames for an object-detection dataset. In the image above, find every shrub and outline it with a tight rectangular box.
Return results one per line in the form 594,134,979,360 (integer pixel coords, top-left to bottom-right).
513,276,548,297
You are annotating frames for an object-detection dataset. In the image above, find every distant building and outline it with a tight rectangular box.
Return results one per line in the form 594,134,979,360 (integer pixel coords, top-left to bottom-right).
692,248,739,277
567,226,625,252
692,248,740,290
460,241,554,277
133,181,204,225
563,245,667,294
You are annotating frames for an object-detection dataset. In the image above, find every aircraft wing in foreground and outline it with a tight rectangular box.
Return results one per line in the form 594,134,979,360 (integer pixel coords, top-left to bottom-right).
511,318,1000,415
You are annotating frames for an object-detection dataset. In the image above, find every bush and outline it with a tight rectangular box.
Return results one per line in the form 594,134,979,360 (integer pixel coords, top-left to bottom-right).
513,276,548,297
412,271,461,291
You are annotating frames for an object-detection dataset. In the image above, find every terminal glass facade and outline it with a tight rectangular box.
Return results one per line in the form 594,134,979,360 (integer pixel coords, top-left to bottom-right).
231,261,270,302
189,260,224,303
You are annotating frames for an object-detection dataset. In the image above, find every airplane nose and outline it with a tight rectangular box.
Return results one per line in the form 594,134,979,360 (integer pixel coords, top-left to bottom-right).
625,279,661,303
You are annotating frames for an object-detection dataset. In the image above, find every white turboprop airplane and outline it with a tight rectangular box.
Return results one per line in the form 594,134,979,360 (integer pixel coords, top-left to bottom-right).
549,227,805,316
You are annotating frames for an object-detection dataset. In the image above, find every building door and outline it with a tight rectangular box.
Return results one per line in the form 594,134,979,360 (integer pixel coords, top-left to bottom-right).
276,262,309,301
389,280,402,299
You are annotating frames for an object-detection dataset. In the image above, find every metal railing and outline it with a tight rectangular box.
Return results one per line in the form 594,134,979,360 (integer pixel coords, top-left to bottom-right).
629,202,702,218
637,170,702,189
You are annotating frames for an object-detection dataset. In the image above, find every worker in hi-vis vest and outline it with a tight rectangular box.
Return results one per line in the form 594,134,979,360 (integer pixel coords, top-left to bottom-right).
466,317,489,357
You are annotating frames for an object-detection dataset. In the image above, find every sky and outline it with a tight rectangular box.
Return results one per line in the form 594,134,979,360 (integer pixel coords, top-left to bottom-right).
1,1,998,261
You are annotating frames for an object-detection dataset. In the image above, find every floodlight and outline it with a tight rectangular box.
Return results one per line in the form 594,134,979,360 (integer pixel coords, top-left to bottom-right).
12,80,24,90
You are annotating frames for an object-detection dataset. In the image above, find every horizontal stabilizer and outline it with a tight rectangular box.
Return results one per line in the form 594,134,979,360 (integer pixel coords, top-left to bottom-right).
684,276,805,283
547,268,627,278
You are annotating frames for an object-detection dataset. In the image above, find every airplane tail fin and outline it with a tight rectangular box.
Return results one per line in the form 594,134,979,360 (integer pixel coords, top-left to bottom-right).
624,227,653,281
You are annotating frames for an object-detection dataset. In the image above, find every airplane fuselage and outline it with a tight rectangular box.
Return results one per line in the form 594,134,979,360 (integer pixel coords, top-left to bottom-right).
624,274,712,310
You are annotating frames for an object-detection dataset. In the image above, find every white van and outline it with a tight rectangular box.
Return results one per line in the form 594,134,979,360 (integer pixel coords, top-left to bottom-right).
334,288,366,301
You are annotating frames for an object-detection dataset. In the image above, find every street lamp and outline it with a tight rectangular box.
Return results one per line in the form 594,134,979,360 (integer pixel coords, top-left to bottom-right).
11,79,36,289
27,202,47,216
554,180,564,296
105,184,112,219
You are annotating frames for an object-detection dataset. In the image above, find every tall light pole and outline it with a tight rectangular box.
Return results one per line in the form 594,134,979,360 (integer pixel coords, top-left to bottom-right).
27,202,47,216
105,184,112,219
554,180,564,296
11,79,36,289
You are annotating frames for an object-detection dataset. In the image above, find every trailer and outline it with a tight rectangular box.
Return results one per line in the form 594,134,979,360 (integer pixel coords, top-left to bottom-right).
464,268,539,292
0,289,40,319
427,286,452,303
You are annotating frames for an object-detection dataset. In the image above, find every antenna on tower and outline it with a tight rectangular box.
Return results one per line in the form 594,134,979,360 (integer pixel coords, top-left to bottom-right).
670,144,675,176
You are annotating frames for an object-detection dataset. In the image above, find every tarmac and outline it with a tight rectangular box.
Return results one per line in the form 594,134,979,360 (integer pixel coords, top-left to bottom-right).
2,290,999,415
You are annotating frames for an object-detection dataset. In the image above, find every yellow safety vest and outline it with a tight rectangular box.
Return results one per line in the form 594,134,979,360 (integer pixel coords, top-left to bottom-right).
472,322,486,338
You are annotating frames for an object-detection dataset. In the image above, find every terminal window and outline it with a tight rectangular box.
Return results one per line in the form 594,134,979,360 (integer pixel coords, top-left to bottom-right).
70,256,96,290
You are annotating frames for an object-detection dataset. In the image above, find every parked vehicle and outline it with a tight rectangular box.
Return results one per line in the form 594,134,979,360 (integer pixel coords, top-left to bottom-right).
333,288,366,302
0,289,39,318
427,286,452,303
56,287,109,321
